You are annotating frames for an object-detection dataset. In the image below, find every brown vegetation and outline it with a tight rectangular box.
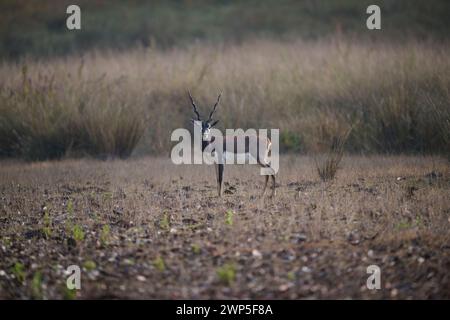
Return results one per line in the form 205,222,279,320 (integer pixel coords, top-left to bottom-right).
1,40,449,159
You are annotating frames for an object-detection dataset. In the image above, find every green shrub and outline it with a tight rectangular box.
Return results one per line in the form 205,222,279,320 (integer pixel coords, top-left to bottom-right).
280,131,302,153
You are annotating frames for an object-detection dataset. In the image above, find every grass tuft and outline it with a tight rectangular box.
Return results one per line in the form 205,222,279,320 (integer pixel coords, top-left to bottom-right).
315,127,352,182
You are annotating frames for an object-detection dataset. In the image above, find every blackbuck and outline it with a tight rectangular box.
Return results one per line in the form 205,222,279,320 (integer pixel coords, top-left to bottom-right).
188,91,276,197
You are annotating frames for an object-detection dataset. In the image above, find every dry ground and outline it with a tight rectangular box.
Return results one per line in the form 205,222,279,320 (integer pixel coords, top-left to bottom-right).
0,155,449,299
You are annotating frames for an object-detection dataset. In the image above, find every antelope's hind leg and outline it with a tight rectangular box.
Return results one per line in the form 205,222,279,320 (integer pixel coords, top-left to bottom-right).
270,174,276,198
261,175,269,197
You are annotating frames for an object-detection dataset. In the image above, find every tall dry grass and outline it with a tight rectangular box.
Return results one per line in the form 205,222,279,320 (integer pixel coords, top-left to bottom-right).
0,39,449,159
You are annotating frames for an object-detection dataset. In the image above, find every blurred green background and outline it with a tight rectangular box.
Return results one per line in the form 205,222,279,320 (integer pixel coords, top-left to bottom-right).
1,0,449,60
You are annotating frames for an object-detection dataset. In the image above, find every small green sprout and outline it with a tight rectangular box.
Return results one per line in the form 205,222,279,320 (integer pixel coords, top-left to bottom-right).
72,225,85,242
287,271,296,281
42,208,52,238
11,262,26,283
159,212,170,230
415,215,423,227
225,210,234,226
63,286,77,300
191,244,201,254
83,260,96,271
102,192,113,201
397,216,424,230
67,199,74,215
216,263,236,285
153,256,165,272
100,224,110,245
31,271,43,299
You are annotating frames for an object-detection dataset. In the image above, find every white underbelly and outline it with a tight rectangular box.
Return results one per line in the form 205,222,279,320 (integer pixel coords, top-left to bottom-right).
222,152,258,164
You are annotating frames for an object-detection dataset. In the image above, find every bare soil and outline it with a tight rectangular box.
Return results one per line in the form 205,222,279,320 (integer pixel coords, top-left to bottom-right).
0,156,449,299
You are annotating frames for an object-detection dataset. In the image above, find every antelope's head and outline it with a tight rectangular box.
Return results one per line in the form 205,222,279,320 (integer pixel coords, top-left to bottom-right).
188,91,221,141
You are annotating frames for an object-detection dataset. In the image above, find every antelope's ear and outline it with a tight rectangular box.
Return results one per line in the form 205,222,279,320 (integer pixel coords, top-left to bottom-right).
210,120,219,127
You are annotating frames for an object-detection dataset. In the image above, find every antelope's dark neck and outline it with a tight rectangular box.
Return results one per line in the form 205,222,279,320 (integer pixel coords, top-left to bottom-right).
202,140,208,151
202,138,214,152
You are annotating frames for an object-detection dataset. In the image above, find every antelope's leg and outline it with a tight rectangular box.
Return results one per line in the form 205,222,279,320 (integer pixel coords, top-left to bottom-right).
215,164,220,196
258,159,270,197
270,174,276,197
261,174,269,197
216,163,224,197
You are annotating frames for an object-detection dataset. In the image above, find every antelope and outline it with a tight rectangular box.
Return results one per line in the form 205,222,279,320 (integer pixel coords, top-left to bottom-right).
188,91,276,197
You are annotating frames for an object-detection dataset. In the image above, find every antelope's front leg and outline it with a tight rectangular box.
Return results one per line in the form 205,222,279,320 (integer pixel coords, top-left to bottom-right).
215,163,224,197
